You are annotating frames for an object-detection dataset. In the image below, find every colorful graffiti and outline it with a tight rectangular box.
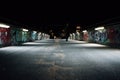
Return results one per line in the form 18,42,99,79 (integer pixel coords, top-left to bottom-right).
83,32,89,41
93,30,107,43
0,28,11,46
107,27,120,44
10,28,22,45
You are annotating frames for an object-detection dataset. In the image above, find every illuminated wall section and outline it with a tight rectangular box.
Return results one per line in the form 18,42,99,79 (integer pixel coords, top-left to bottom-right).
93,26,108,43
0,23,11,46
10,27,22,45
31,31,37,41
22,29,29,42
106,24,120,44
82,30,89,41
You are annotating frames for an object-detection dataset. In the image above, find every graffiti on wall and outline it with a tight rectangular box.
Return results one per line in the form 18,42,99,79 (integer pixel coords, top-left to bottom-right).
83,32,89,41
107,27,120,44
93,30,107,43
0,28,10,45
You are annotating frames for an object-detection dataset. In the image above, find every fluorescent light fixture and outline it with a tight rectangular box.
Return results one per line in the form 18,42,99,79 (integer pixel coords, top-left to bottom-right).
95,27,104,30
23,29,28,31
0,23,10,28
82,30,87,32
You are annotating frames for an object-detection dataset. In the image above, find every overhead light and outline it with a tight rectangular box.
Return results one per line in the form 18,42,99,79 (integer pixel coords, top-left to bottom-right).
0,23,10,28
82,30,87,32
23,29,28,31
95,27,104,30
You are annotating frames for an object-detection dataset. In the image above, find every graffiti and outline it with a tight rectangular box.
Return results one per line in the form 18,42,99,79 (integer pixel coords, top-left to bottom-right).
115,29,120,43
0,28,10,46
88,31,94,42
31,31,37,41
11,28,23,45
100,31,107,43
11,30,17,45
83,32,88,41
107,28,115,43
75,32,80,40
22,31,28,42
94,30,107,43
86,25,120,44
94,31,100,42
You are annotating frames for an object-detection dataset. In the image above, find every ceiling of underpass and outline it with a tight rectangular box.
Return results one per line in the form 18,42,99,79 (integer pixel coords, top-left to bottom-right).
0,1,120,34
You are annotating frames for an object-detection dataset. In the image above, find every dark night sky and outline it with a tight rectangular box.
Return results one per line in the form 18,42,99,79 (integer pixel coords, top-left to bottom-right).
0,1,120,33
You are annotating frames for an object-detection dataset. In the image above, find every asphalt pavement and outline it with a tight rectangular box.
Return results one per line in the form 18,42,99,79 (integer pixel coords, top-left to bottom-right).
0,39,120,80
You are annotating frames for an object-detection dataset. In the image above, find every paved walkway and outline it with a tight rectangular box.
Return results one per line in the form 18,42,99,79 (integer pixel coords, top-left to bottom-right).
0,39,120,80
